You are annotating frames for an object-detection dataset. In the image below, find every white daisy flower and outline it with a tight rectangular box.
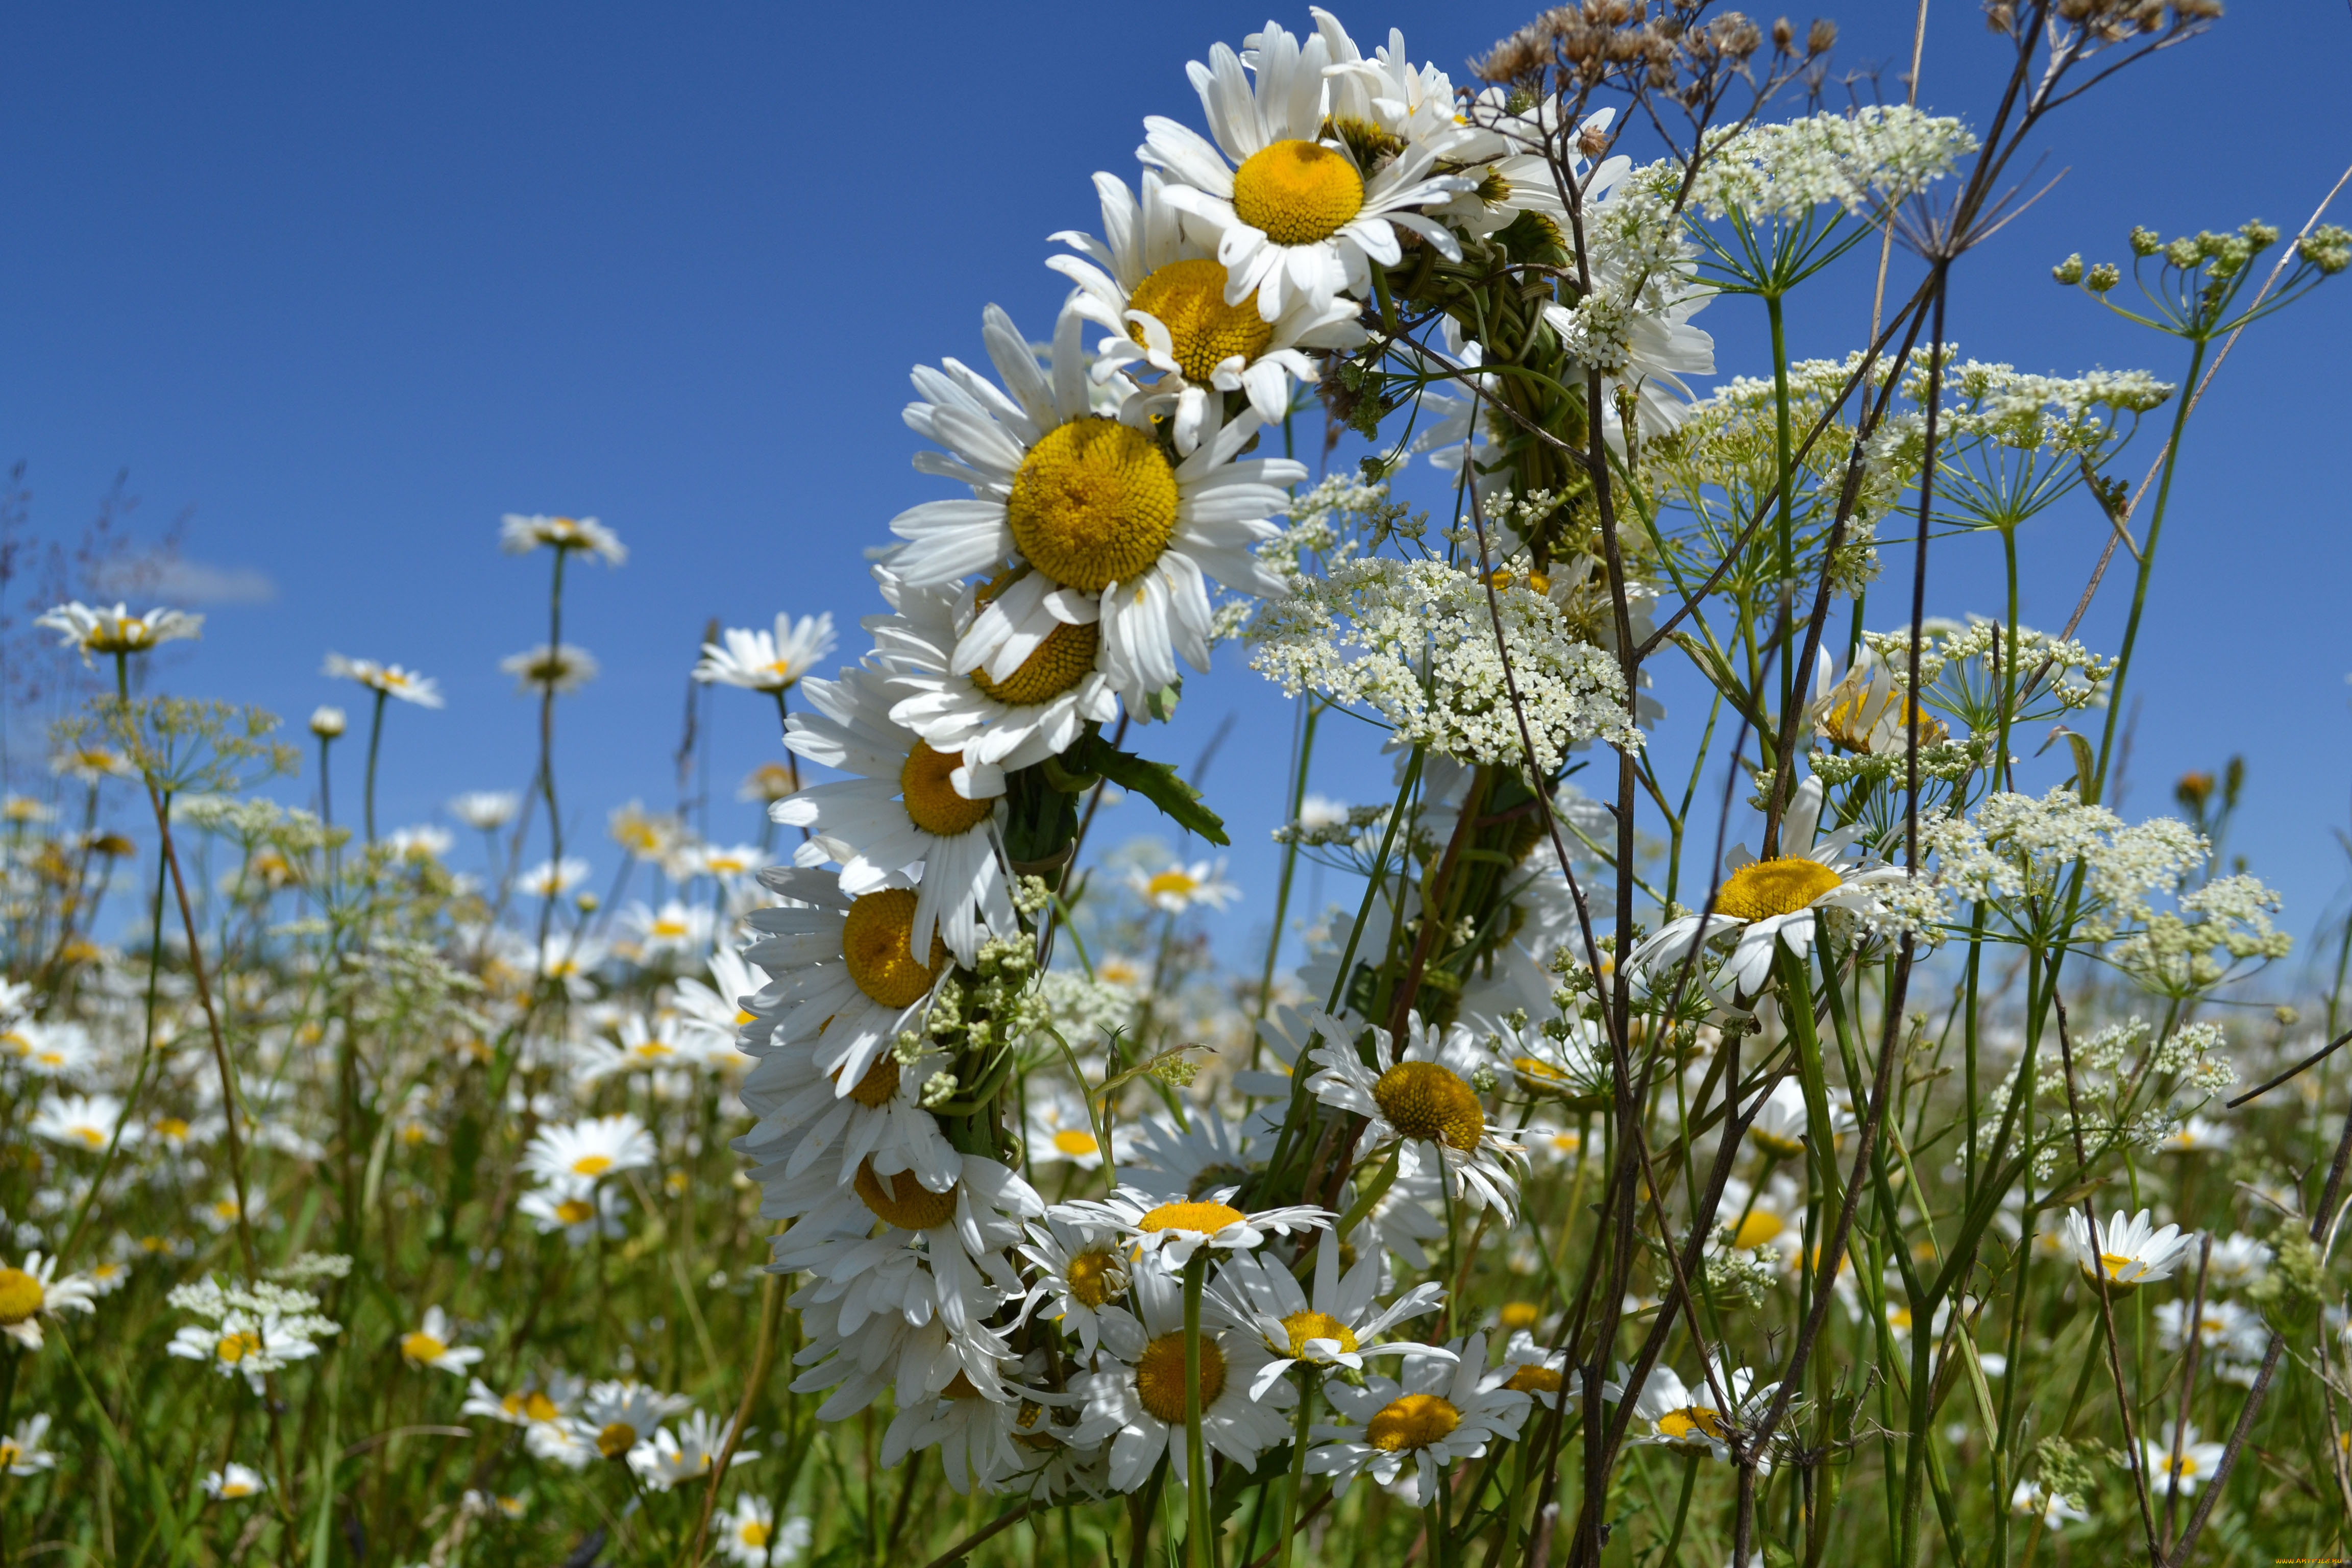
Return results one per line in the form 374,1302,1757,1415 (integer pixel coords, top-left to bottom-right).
718,1494,811,1568
499,642,599,695
1139,22,1474,324
1071,1262,1294,1492
738,866,956,1100
322,653,444,708
1433,93,1633,238
1747,1077,1811,1157
1128,858,1239,915
1050,168,1362,453
517,857,592,899
526,1419,600,1470
875,574,1118,779
0,1414,56,1477
1308,1332,1530,1506
1300,1009,1527,1217
1626,777,1909,998
575,1380,694,1461
461,1370,583,1430
2204,1232,2271,1290
733,1018,955,1193
399,1305,484,1376
887,301,1303,705
448,790,521,830
2154,1298,2268,1374
1497,1330,1571,1408
2142,1423,2226,1496
2011,1479,2089,1528
1619,1361,1778,1465
1023,1088,1116,1171
1496,1016,1607,1104
629,1409,758,1491
1126,1110,1262,1202
517,1179,630,1246
0,1252,99,1349
165,1279,338,1394
1051,1184,1330,1275
35,601,203,665
695,611,838,693
30,1092,124,1152
880,1368,1066,1497
202,1462,268,1501
774,666,1012,967
789,1277,1019,1421
2161,1116,2233,1154
2063,1208,2194,1290
1211,1241,1446,1399
1016,1215,1133,1358
521,1113,656,1185
499,512,626,564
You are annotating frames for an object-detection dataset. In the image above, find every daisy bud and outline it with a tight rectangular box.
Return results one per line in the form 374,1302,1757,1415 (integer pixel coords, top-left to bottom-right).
309,705,347,739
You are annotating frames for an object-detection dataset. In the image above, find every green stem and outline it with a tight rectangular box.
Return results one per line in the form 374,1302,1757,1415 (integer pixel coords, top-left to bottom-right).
1276,1371,1315,1568
362,688,387,844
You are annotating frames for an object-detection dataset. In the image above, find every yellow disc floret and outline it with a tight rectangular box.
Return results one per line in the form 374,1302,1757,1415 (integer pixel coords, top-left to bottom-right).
1127,258,1275,382
400,1331,447,1364
1366,1392,1462,1452
1504,1364,1563,1395
968,621,1099,706
899,741,994,836
1656,1405,1730,1443
597,1422,638,1459
853,1158,961,1231
1712,858,1841,922
1279,1309,1359,1359
837,1052,902,1110
1137,1200,1246,1238
1135,1330,1227,1425
1066,1246,1122,1309
1373,1061,1486,1152
1006,419,1179,593
1231,140,1365,246
841,889,949,1009
1051,1128,1101,1159
1731,1210,1786,1250
0,1268,42,1325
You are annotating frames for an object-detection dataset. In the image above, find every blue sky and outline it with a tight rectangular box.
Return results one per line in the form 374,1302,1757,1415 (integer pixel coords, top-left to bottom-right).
3,4,2347,976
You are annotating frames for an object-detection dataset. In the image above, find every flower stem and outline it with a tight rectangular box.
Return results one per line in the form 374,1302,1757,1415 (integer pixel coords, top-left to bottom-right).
1275,1370,1315,1568
1184,1250,1214,1568
362,688,387,843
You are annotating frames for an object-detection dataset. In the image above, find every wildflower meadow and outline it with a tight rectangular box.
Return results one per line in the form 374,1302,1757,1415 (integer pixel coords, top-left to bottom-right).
8,3,2352,1565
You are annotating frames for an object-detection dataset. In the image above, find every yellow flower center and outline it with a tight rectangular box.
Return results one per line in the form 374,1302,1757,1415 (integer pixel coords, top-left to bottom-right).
1145,870,1199,899
967,618,1100,707
1505,1364,1563,1395
1713,857,1841,921
841,889,949,1009
1731,1211,1786,1250
1134,1330,1226,1425
1066,1247,1120,1308
740,1521,771,1547
1500,1301,1540,1331
401,1332,447,1363
0,1268,44,1325
899,740,994,837
597,1421,638,1459
1656,1406,1729,1443
217,1477,258,1498
555,1198,596,1226
1051,1128,1101,1159
217,1331,263,1364
1005,419,1179,593
853,1159,960,1231
1366,1392,1462,1453
1750,1128,1806,1157
1127,258,1275,382
1373,1061,1486,1152
1279,1309,1358,1359
1231,140,1365,246
570,1154,614,1178
1137,1200,1245,1238
71,1125,105,1148
2094,1253,2144,1288
837,1052,902,1110
1512,1055,1571,1091
155,1117,190,1139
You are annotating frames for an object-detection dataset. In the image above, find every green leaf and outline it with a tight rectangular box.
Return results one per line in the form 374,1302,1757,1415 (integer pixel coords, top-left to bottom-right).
1074,736,1229,846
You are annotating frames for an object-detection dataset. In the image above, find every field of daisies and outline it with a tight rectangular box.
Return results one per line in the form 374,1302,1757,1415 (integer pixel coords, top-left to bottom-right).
9,3,2352,1566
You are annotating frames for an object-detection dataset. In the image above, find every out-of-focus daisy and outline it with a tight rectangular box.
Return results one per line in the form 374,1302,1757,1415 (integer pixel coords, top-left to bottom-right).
1128,859,1239,915
30,1092,123,1152
7,1021,95,1083
1627,776,1907,997
519,1179,630,1245
1301,1009,1526,1217
1025,1089,1114,1170
518,857,591,899
1212,1241,1446,1398
739,762,798,804
609,800,687,863
2154,1298,2269,1368
2011,1479,2089,1528
1139,22,1473,324
887,300,1301,706
307,705,346,740
461,1370,583,1431
35,601,203,666
499,513,626,564
2063,1208,2193,1290
2142,1423,2226,1496
449,791,521,831
400,1305,484,1376
1523,1123,1585,1166
2161,1116,2233,1154
53,741,135,780
384,825,453,861
202,1462,268,1501
322,653,444,708
2206,1232,2271,1290
1309,1333,1530,1506
1125,1111,1259,1202
688,843,764,883
1071,1261,1293,1492
0,1414,56,1476
165,1277,338,1393
1747,1079,1810,1157
577,1380,694,1461
0,1252,98,1349
522,1114,656,1185
620,900,715,965
775,667,1012,968
628,1409,758,1490
695,613,837,693
718,1494,812,1568
500,643,599,695
1051,1185,1329,1275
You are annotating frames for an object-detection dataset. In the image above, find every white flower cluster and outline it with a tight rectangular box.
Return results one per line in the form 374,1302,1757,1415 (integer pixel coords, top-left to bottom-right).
165,1277,341,1393
1922,359,2176,453
1250,556,1637,771
1681,106,1978,221
2112,873,2294,995
1921,788,2207,940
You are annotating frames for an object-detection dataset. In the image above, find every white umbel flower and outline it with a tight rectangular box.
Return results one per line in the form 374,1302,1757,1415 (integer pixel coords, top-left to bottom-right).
1308,1332,1530,1506
887,301,1303,706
